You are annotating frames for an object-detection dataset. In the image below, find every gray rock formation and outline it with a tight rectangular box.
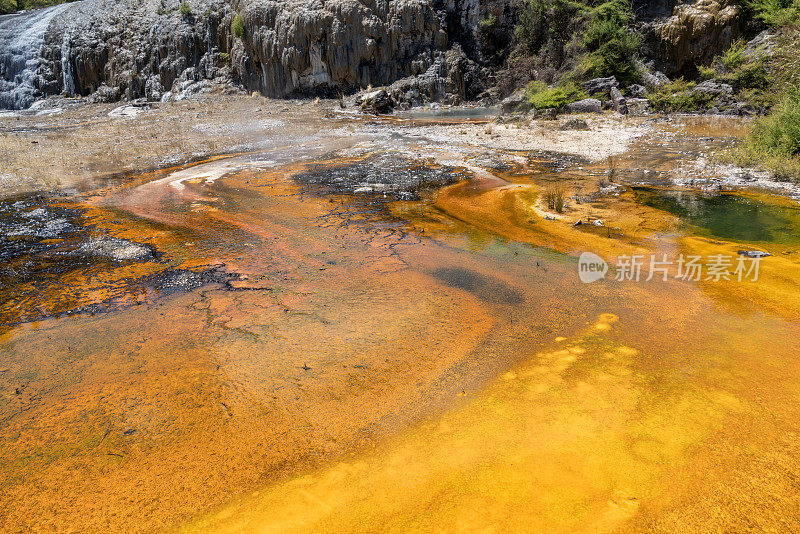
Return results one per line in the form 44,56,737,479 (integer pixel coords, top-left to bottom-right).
1,0,493,109
0,3,73,109
582,76,619,96
565,98,602,114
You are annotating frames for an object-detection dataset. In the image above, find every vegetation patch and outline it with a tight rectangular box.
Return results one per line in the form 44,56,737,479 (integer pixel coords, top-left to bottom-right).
747,0,800,27
525,80,587,110
513,0,640,86
646,79,714,113
0,0,81,13
731,90,800,180
232,13,245,40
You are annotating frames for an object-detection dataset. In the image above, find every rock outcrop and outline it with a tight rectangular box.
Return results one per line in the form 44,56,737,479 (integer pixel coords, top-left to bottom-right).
642,0,744,75
0,0,496,109
232,0,448,97
39,0,232,103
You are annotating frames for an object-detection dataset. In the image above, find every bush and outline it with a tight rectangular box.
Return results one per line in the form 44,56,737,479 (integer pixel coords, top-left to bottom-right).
514,0,640,85
747,0,800,27
179,1,191,16
752,91,800,156
728,91,800,181
647,78,715,112
479,14,497,31
543,183,566,213
525,80,587,109
580,0,641,84
232,14,245,39
0,0,16,14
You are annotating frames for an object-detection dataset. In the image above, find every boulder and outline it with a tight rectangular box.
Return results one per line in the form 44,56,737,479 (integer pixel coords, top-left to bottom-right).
610,87,628,114
559,118,589,130
501,89,529,115
642,71,670,89
582,76,619,96
565,98,602,114
359,89,394,114
693,80,733,97
627,84,647,98
626,98,651,115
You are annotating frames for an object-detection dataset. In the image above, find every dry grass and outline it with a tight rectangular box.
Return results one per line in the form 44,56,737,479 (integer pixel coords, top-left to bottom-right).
543,182,566,212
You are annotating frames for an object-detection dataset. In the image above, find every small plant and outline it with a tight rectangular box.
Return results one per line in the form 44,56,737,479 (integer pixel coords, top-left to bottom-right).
728,89,800,181
751,90,800,157
646,78,714,112
747,0,800,27
232,13,245,39
580,0,641,84
525,81,587,110
606,155,616,182
479,13,497,30
543,183,566,213
179,1,191,16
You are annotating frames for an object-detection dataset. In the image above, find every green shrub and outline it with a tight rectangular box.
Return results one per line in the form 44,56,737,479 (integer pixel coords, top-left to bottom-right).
747,0,800,27
728,90,800,181
580,0,641,84
752,91,800,156
479,14,497,30
716,40,770,90
0,0,17,14
179,1,191,16
525,80,587,109
647,78,714,112
514,0,640,86
721,39,747,71
232,13,245,40
515,0,584,56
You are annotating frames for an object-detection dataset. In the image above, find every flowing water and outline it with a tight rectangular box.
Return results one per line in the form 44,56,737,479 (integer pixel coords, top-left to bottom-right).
1,111,800,532
0,3,73,109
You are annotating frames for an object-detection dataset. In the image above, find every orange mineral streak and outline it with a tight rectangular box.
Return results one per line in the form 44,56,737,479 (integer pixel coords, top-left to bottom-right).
3,115,800,533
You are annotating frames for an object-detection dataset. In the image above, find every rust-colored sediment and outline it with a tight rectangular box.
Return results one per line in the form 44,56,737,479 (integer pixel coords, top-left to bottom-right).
2,113,800,533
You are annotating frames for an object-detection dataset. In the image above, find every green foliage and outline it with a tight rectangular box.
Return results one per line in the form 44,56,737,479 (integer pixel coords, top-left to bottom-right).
728,90,800,181
525,80,587,109
479,14,497,30
232,13,245,40
1,0,85,12
0,0,16,14
747,0,800,27
716,40,770,91
514,0,640,86
580,0,641,83
697,40,772,108
752,90,800,156
515,0,587,57
647,78,715,112
179,1,191,16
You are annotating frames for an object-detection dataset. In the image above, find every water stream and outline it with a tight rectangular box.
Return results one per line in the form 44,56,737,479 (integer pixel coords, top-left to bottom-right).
0,3,73,109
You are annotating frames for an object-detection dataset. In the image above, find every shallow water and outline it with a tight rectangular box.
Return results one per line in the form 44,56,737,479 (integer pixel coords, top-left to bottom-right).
633,187,800,244
2,112,800,532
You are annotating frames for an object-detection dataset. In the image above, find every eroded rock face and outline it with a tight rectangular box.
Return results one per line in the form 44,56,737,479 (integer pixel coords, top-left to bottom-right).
35,0,232,105
5,0,489,108
231,0,449,97
644,0,744,75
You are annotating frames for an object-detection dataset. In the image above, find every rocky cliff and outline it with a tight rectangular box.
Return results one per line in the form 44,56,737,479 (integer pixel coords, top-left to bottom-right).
1,0,494,108
0,0,769,109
